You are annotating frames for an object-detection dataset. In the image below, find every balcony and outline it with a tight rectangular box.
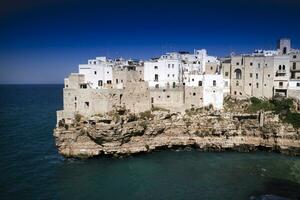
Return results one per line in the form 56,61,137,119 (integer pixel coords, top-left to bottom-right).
276,69,286,74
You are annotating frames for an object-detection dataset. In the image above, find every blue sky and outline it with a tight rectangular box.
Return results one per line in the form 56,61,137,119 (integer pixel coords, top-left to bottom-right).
0,0,300,84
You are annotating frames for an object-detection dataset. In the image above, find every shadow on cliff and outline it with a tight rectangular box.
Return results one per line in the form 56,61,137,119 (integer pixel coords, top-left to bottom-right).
249,178,300,200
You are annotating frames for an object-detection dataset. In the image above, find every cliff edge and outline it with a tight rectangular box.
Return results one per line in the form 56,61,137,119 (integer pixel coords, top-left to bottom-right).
53,100,300,158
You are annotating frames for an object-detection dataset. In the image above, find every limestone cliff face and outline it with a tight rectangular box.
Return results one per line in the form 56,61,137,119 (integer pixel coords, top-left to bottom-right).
53,108,300,158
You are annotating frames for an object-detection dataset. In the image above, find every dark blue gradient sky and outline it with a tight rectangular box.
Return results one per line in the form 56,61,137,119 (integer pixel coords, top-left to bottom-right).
0,0,300,83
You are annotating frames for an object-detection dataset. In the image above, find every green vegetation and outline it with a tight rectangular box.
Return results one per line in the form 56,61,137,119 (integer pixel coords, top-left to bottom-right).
75,114,83,122
248,97,274,113
152,106,170,112
139,110,154,120
249,97,300,128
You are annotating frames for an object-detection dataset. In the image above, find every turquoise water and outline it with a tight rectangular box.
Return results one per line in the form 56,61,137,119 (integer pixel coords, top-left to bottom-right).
0,85,299,200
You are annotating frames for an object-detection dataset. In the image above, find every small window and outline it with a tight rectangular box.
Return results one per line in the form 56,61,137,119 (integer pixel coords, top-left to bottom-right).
107,71,109,74
297,83,300,87
116,79,119,84
107,80,112,84
234,91,237,95
172,74,175,77
84,102,89,108
256,73,258,79
98,80,103,86
279,82,283,87
75,97,77,100
258,63,260,68
193,92,196,96
236,62,239,65
154,66,158,69
168,64,170,68
225,72,229,76
198,81,202,86
256,83,259,88
172,64,174,68
283,65,285,70
250,73,253,78
213,80,216,86
268,74,270,77
167,95,170,98
250,62,253,66
236,81,239,86
293,55,297,59
279,65,282,70
94,71,97,75
293,62,296,69
192,78,194,82
168,74,170,77
249,83,252,86
210,66,213,70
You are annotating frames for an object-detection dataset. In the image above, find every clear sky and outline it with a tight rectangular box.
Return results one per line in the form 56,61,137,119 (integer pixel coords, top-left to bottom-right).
0,0,300,84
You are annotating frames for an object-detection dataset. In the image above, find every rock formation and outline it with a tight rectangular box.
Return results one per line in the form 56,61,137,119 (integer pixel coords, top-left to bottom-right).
53,105,300,158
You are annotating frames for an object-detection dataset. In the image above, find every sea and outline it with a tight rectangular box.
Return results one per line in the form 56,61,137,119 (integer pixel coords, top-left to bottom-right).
0,84,299,200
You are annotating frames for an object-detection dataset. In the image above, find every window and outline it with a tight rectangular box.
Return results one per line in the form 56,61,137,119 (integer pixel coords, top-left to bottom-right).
236,81,239,86
256,83,259,88
116,79,119,84
94,71,97,75
154,66,158,69
213,80,216,86
168,64,170,68
192,78,194,82
297,82,300,87
225,72,229,77
172,64,174,68
167,95,170,98
283,65,285,70
258,63,261,68
84,102,89,108
168,74,170,77
256,73,258,79
279,65,282,70
107,71,109,74
173,82,176,88
250,73,253,78
107,80,112,84
234,91,237,95
234,69,242,79
98,80,103,86
193,92,196,96
154,74,159,81
75,97,77,100
268,74,270,77
172,74,175,77
293,62,296,69
250,62,253,66
236,62,239,65
198,81,202,86
249,83,252,86
279,82,283,87
293,55,297,59
210,66,213,70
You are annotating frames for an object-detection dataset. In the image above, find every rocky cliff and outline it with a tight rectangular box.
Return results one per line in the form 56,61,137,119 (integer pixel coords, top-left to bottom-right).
53,106,300,158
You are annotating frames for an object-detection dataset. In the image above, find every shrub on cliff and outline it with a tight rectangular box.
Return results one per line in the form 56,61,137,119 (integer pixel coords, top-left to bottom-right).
139,110,154,120
75,114,83,122
248,97,274,113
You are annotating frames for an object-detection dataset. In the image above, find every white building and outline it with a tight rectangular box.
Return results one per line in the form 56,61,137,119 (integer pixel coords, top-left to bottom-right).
144,57,182,88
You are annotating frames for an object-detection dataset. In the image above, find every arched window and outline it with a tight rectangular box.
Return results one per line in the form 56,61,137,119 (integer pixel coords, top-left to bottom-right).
283,65,285,70
279,65,282,70
234,69,242,79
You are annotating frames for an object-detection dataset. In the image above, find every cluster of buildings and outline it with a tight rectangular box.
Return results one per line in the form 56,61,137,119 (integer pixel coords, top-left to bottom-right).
57,38,300,121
